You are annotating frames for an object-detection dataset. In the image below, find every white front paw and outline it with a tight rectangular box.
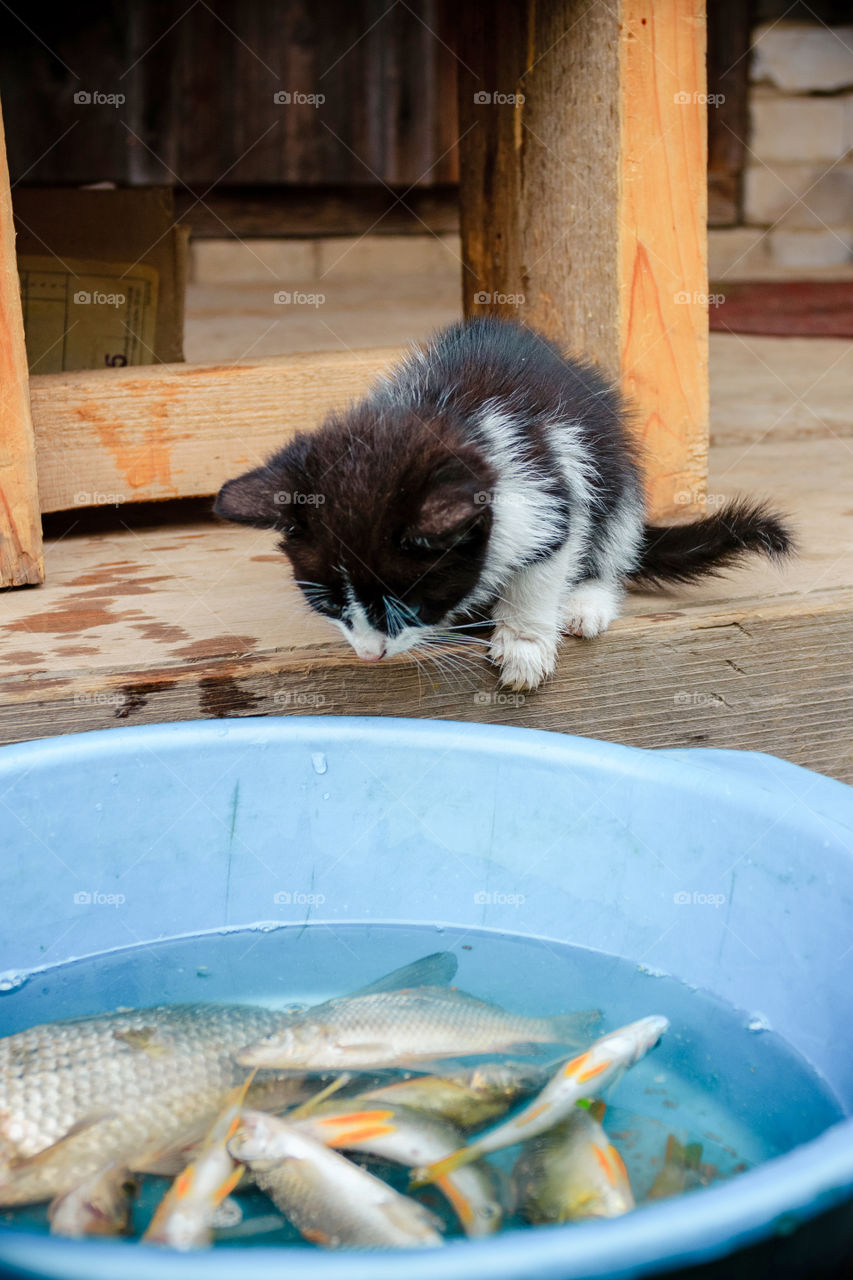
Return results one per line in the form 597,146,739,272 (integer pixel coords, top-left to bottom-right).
490,625,557,691
564,583,619,639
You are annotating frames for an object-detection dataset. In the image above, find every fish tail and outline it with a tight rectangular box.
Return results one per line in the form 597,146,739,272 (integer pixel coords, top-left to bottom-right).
410,1144,480,1188
547,1008,602,1047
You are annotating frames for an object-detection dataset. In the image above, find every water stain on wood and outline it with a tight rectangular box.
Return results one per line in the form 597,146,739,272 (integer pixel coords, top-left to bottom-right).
70,576,172,598
170,634,257,660
132,621,191,644
116,676,180,719
1,603,128,634
198,675,262,719
250,554,283,563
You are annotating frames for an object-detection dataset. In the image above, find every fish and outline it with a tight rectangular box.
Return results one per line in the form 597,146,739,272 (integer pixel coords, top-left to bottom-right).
646,1134,707,1201
359,1061,551,1129
297,1099,502,1236
47,1162,136,1239
0,951,457,1207
237,986,599,1072
512,1107,634,1223
411,1015,668,1185
142,1075,254,1250
228,1110,444,1249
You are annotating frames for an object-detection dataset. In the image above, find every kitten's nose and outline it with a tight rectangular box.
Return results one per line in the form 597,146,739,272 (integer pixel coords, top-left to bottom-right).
360,652,384,663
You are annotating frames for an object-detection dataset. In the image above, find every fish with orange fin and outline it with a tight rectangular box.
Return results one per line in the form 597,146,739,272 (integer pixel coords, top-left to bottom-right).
411,1016,668,1186
142,1072,256,1250
359,1061,551,1129
512,1103,634,1223
0,950,456,1207
228,1110,444,1249
296,1098,502,1236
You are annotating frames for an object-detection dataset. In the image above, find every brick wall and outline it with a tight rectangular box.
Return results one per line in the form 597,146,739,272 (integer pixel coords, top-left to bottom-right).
742,21,852,270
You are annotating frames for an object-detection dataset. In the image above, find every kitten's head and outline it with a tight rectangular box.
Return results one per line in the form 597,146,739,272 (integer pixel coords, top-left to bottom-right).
215,404,495,661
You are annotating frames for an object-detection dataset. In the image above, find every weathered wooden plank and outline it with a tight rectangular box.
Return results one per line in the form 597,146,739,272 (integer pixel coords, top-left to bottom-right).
28,347,402,513
456,0,709,520
1,589,850,783
0,98,44,587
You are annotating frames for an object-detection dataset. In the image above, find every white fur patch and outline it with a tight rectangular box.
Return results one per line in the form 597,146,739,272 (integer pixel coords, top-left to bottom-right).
564,579,622,638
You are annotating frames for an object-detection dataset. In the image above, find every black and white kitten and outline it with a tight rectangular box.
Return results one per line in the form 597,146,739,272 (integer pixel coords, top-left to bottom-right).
216,318,792,690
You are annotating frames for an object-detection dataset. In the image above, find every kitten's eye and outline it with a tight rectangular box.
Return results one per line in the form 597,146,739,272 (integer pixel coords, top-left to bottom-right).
297,584,343,618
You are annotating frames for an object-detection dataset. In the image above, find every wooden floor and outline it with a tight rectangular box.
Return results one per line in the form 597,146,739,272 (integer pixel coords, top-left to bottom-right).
3,319,852,781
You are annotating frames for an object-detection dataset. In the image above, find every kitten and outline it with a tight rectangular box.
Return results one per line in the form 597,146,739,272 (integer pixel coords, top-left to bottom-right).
215,318,792,690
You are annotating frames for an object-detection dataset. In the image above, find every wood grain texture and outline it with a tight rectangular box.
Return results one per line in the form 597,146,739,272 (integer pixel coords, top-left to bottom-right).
0,98,44,587
619,1,709,516
456,0,709,520
2,432,850,781
29,347,402,513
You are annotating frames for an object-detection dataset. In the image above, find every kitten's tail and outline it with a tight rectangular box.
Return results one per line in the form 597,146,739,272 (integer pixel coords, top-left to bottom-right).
629,498,794,587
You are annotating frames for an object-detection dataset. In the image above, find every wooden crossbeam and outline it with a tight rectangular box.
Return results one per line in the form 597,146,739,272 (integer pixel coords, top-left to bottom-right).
29,348,402,514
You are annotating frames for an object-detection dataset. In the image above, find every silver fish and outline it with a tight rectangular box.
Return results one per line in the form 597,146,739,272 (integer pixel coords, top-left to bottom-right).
297,1099,502,1236
360,1061,551,1129
413,1015,668,1184
238,987,599,1072
228,1110,444,1249
0,952,456,1206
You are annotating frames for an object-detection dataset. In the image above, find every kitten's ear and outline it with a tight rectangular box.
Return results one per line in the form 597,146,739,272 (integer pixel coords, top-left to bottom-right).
215,465,289,529
402,482,488,551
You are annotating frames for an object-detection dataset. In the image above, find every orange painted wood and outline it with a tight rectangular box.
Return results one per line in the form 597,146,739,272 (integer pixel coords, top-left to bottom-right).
0,97,43,585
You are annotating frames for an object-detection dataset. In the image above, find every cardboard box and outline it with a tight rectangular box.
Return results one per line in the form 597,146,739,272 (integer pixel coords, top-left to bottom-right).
14,187,188,372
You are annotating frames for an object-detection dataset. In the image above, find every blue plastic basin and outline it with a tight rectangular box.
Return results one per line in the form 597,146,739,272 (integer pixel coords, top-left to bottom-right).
1,717,852,1280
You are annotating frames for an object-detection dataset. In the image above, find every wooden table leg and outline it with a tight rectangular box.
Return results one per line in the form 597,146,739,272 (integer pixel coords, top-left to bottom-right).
0,96,44,587
457,0,709,520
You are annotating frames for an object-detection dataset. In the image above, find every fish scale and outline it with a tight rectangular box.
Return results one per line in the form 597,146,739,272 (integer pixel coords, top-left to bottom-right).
0,1004,293,1205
